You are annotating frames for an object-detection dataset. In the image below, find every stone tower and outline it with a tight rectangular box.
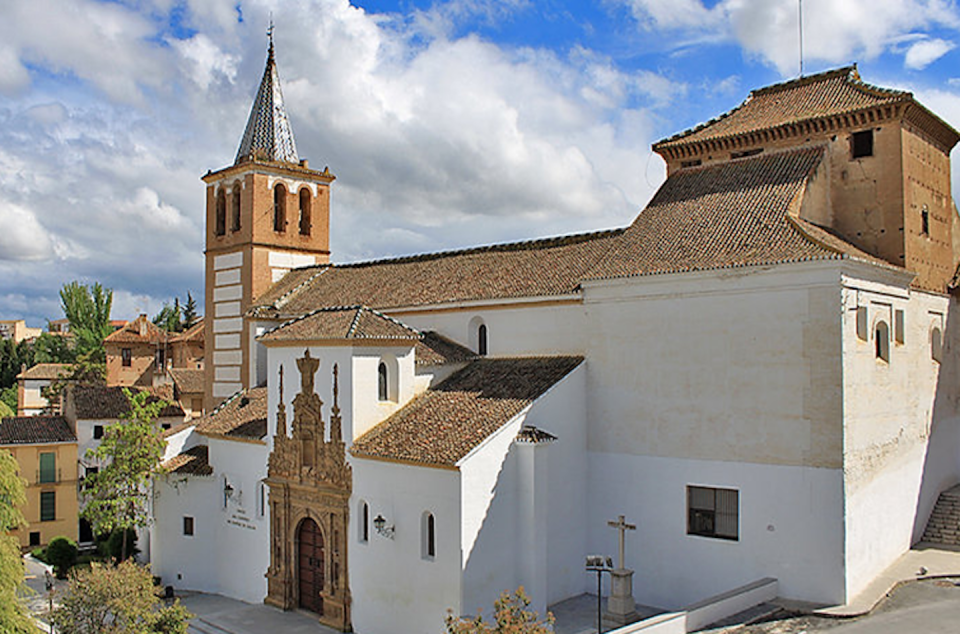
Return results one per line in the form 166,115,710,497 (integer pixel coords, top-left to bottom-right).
202,36,335,409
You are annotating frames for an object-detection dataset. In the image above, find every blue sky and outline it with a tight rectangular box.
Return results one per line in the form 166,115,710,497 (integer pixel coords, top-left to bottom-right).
3,0,960,326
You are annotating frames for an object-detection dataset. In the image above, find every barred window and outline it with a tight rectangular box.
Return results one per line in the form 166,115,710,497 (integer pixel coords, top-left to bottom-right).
688,486,738,540
40,491,56,522
39,452,56,484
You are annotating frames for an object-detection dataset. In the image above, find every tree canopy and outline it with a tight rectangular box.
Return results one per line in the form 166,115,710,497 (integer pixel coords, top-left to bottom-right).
0,449,39,633
446,587,554,634
82,389,168,562
60,281,114,362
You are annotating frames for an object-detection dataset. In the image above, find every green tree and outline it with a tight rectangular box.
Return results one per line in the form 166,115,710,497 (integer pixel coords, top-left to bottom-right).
50,560,191,634
181,293,199,331
0,338,35,390
152,298,182,333
445,587,554,634
0,449,39,634
33,331,77,365
0,399,13,418
46,536,79,579
41,355,106,415
82,389,167,562
60,281,113,362
0,386,17,414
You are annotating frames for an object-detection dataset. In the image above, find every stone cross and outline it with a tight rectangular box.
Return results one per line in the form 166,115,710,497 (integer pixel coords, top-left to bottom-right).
608,515,636,570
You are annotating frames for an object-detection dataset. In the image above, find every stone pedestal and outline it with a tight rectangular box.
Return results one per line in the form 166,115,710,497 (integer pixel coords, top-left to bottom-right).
604,568,639,626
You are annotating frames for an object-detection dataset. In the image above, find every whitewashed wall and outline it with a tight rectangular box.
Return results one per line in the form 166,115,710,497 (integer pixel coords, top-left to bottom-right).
150,437,270,604
351,459,461,634
841,279,960,601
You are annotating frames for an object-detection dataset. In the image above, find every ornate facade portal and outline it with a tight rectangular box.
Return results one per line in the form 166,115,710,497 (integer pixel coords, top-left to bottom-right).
265,351,352,631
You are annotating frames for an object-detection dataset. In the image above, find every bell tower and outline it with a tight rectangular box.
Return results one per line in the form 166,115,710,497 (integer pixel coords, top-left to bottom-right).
203,34,335,409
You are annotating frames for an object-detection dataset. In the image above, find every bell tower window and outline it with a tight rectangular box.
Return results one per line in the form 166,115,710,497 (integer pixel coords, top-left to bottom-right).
299,188,311,236
231,184,241,232
215,190,226,236
274,184,287,232
851,129,873,159
921,205,930,236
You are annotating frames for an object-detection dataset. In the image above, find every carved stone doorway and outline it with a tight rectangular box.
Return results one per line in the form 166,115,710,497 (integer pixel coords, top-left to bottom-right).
297,517,325,615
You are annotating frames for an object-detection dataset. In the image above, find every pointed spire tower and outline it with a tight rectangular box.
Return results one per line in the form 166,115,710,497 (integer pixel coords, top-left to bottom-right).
201,30,335,409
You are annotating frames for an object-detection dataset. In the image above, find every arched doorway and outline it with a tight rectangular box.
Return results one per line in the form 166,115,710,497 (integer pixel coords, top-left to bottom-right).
297,517,325,615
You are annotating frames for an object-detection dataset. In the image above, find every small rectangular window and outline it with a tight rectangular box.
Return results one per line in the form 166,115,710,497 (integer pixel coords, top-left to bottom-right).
39,452,56,484
730,148,763,160
93,425,103,440
895,310,905,344
856,306,868,341
121,348,132,367
687,486,738,540
29,531,41,547
851,130,873,158
183,516,194,536
40,491,56,522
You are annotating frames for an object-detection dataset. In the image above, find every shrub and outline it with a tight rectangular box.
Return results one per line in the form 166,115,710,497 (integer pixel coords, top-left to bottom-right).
106,529,138,563
46,537,78,579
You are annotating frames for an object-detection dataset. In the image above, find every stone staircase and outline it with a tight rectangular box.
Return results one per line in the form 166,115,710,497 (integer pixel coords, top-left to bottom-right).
922,484,960,545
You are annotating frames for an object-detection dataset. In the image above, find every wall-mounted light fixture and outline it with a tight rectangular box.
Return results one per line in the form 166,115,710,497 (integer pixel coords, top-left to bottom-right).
373,513,395,539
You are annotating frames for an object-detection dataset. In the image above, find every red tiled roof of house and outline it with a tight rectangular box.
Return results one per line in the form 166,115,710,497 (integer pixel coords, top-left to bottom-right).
654,66,910,150
163,444,213,476
0,416,75,445
350,356,583,467
172,319,204,343
415,331,477,366
194,387,267,441
585,147,892,281
17,363,70,381
103,315,167,344
259,306,420,344
71,385,184,420
169,368,204,395
250,229,625,318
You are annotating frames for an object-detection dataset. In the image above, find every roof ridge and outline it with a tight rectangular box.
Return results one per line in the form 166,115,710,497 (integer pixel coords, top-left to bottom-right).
750,65,857,97
345,306,364,338
272,267,331,310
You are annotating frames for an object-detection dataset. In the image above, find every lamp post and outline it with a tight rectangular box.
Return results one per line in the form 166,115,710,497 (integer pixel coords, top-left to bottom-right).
585,555,614,634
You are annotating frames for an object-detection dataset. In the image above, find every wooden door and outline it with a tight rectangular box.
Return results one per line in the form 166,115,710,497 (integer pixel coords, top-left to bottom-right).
297,517,325,614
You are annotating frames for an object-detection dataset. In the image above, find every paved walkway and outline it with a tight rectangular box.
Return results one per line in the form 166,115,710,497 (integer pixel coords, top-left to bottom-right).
179,594,338,634
814,542,960,617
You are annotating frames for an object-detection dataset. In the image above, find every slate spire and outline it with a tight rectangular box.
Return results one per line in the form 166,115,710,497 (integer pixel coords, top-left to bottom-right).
235,27,299,165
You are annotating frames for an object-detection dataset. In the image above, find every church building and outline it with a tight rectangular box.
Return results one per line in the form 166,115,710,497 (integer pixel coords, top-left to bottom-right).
149,39,960,634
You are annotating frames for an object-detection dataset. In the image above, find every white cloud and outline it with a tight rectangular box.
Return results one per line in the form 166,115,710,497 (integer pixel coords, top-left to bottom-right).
0,200,54,261
905,37,955,69
172,34,240,89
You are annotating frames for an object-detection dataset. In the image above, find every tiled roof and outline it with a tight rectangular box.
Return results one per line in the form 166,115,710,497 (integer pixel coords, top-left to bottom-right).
71,385,184,420
195,387,267,441
350,356,583,467
235,40,299,165
164,444,213,476
250,229,624,317
655,66,908,150
259,306,420,344
18,363,70,380
169,368,204,395
0,416,75,445
103,315,167,345
585,147,890,281
415,332,477,366
172,320,204,343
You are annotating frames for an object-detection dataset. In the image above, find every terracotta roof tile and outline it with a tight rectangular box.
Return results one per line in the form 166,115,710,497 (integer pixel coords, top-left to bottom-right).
251,229,624,317
585,147,887,281
103,315,168,345
415,332,477,366
259,306,420,344
169,368,205,395
164,444,213,476
0,416,75,445
17,363,70,380
71,385,184,420
172,320,204,343
350,356,583,467
655,66,907,150
195,387,267,441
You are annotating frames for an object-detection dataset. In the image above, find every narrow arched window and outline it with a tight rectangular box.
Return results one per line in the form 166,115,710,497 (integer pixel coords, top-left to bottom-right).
215,190,226,236
875,321,890,363
359,501,369,543
273,184,286,232
922,205,930,237
932,327,943,363
478,323,488,356
299,188,311,236
422,511,436,560
378,362,388,401
231,184,241,231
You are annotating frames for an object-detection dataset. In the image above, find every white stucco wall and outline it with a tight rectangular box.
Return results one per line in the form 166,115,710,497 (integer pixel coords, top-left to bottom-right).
150,437,269,604
841,280,960,601
351,459,461,634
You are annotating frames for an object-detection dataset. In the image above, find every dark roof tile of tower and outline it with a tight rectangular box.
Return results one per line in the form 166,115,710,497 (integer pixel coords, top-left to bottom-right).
235,39,299,165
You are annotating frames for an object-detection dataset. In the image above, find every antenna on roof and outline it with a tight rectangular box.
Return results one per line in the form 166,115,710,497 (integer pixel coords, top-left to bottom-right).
798,0,804,77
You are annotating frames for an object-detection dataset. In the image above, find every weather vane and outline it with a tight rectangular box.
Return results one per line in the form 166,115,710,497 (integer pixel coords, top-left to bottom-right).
267,15,275,49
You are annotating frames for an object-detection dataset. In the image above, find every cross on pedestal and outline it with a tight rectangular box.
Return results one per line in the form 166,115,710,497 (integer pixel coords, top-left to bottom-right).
607,515,636,571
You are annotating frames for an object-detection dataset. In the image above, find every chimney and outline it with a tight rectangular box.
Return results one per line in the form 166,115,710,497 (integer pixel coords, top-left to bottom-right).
139,315,148,337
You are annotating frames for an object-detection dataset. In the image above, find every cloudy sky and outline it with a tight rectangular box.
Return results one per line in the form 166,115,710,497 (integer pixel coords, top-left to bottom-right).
4,0,960,326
